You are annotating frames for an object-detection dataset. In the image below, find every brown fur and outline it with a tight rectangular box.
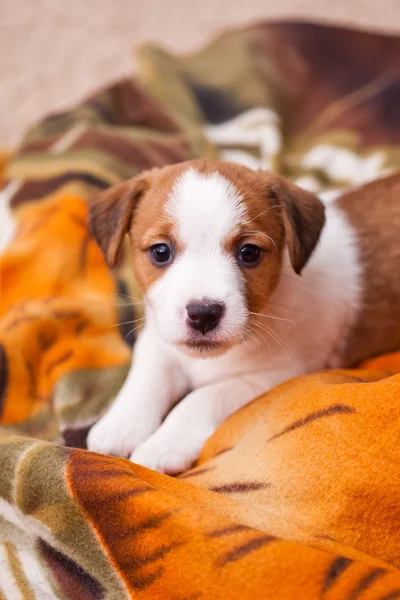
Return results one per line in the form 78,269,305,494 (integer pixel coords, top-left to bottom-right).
88,173,150,267
339,173,400,366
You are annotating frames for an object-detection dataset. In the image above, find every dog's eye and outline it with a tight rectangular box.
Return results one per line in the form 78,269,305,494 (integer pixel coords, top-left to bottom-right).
149,243,173,265
239,244,261,266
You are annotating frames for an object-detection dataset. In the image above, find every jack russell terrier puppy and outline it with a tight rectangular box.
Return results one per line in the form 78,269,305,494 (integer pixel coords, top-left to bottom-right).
87,160,400,474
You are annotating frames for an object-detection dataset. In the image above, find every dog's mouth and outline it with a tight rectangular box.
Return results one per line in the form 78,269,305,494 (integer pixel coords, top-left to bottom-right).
166,312,249,358
185,339,223,351
177,330,241,357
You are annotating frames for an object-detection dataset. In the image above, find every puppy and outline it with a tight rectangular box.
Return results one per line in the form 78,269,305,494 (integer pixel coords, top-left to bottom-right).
87,160,400,474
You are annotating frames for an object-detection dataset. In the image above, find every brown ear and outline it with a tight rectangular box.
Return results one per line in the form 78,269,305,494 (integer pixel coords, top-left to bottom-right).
88,174,149,267
271,176,326,275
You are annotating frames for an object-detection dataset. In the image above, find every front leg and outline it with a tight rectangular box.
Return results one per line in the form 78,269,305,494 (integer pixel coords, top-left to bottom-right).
87,323,188,457
130,371,276,475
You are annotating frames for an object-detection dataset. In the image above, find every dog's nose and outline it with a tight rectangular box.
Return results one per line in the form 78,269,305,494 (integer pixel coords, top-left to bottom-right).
186,301,225,334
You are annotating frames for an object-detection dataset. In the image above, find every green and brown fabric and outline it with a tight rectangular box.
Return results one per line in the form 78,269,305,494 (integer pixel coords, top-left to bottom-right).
1,21,400,599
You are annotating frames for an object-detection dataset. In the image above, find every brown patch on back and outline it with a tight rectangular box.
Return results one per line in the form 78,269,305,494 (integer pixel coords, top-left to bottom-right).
338,174,400,366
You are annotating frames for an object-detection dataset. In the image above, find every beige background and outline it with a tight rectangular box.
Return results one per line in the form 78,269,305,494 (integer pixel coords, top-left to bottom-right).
1,0,399,147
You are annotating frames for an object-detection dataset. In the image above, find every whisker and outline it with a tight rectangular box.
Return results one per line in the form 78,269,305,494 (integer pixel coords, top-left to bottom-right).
124,323,145,341
252,319,291,360
242,331,253,353
251,326,271,354
113,302,144,308
267,301,317,319
244,326,257,352
245,322,271,354
115,293,144,306
245,230,277,252
110,317,146,329
116,292,139,299
247,204,280,223
79,297,144,309
249,311,297,327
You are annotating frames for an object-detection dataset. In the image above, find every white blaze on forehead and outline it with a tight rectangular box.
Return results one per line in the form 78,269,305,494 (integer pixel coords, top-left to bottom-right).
148,167,249,345
165,168,246,245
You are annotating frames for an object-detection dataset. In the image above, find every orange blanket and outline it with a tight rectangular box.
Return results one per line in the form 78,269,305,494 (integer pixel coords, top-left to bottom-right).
1,21,400,599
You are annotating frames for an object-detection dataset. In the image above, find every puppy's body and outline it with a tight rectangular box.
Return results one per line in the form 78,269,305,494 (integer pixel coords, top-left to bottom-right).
87,161,400,474
337,175,400,366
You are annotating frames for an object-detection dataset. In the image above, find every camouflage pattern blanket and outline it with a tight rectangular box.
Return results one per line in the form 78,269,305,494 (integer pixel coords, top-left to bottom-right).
1,21,400,599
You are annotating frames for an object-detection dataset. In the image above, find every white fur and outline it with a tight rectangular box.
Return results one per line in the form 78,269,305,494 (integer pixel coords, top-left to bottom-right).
148,168,248,350
88,171,361,474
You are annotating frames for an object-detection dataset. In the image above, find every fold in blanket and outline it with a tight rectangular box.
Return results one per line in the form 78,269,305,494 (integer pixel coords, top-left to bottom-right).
1,21,400,599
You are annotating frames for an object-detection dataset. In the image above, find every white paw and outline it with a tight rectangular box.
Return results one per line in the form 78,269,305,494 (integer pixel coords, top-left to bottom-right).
130,428,212,475
87,410,158,458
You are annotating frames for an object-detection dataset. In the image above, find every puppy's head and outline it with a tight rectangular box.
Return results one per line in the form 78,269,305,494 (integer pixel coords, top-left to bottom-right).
89,160,325,357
